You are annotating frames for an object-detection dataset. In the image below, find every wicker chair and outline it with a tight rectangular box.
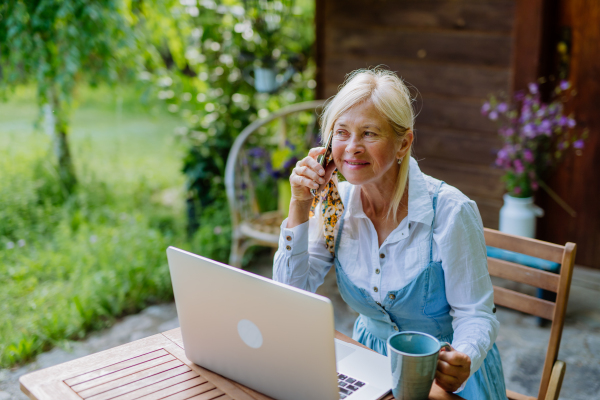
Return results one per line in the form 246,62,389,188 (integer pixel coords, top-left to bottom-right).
224,100,326,268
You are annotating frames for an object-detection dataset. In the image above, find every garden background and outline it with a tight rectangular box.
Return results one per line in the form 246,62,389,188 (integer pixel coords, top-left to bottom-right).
0,0,316,368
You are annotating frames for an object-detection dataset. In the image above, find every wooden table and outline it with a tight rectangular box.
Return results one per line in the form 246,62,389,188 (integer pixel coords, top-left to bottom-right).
20,328,461,400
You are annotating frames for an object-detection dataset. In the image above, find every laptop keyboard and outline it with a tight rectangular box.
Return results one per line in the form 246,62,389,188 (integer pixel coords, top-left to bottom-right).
337,373,365,399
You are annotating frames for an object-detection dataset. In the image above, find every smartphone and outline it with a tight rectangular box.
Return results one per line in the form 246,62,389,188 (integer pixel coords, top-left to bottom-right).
310,131,334,197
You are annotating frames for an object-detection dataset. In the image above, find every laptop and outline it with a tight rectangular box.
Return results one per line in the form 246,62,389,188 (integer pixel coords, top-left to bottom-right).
167,246,392,400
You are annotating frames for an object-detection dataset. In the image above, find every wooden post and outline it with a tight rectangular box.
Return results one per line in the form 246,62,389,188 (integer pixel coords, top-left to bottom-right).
536,0,600,268
511,0,558,93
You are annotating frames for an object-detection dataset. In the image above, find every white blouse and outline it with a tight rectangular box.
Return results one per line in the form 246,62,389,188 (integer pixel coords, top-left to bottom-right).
273,157,499,383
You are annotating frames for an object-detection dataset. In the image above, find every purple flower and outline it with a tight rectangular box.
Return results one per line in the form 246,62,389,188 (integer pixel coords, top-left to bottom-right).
522,123,535,138
499,127,514,137
481,102,491,114
528,83,539,94
520,108,532,124
285,140,296,151
489,110,498,120
513,186,522,195
547,103,560,117
568,118,576,128
536,106,547,118
538,120,552,135
248,147,267,158
497,102,508,113
573,139,585,149
514,91,525,101
558,116,569,127
531,181,539,190
283,156,299,170
513,159,525,174
560,81,570,91
557,142,566,150
523,149,534,163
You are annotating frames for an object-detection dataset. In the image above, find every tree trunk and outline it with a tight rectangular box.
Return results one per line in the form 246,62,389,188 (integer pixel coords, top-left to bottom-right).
49,88,77,193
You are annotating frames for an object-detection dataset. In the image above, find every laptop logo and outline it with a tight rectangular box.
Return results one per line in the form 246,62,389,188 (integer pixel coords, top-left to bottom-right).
237,319,263,349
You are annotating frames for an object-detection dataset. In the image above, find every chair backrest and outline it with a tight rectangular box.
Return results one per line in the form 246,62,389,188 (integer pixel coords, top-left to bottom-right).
224,100,326,229
484,228,576,400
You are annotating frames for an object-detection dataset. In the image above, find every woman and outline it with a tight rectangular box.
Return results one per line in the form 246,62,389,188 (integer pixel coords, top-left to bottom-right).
273,69,506,399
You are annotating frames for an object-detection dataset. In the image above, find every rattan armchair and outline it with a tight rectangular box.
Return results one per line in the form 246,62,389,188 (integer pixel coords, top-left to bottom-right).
224,100,326,268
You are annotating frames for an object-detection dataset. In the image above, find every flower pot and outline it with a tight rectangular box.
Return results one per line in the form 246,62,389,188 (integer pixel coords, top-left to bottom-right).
499,194,544,238
243,66,294,93
278,179,292,219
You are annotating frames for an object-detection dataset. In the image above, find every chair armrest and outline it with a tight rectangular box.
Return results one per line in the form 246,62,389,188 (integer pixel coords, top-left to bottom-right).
544,360,566,400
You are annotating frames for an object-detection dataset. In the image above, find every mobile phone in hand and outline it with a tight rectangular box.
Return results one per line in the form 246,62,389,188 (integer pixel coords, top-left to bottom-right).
310,131,333,197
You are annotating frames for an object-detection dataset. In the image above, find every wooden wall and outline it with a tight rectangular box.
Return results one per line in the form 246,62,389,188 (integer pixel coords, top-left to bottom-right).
316,0,517,228
536,0,600,268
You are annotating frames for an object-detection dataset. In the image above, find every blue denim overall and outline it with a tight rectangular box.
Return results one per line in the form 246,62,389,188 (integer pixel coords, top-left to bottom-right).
333,182,507,399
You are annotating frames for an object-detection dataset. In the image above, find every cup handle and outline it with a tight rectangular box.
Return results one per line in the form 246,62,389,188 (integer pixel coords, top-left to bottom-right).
439,341,452,352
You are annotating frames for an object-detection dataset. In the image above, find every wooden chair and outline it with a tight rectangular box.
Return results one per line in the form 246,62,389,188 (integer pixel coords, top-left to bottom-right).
484,228,576,400
224,100,326,268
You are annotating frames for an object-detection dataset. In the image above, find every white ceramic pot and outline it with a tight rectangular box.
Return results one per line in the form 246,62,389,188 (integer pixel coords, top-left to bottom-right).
243,67,294,93
499,194,544,238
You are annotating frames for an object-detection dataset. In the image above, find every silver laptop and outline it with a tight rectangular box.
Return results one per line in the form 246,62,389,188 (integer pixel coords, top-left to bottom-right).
167,246,392,400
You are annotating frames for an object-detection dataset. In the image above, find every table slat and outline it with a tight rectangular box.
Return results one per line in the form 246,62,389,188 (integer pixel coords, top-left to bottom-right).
71,354,177,392
65,349,171,387
84,364,190,400
117,371,208,400
156,384,219,400
187,388,226,400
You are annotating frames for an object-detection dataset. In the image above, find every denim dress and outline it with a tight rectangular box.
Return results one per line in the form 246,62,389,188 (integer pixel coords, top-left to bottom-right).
333,182,507,400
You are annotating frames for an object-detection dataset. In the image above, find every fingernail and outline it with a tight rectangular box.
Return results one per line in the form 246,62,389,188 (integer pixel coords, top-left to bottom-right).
319,178,325,184
319,169,325,175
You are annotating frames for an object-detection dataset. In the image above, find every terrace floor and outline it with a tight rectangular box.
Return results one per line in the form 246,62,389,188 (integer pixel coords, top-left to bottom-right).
1,253,599,400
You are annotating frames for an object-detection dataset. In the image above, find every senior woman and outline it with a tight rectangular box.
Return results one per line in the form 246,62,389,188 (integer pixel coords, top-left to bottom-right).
273,69,506,399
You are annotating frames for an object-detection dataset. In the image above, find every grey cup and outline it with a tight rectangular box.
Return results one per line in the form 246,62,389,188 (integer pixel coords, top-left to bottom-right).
387,331,452,400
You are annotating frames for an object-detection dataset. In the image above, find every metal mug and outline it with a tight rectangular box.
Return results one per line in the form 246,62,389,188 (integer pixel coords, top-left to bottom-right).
387,331,452,400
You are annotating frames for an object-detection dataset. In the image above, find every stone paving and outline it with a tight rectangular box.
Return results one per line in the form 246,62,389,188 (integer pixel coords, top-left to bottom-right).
1,256,599,400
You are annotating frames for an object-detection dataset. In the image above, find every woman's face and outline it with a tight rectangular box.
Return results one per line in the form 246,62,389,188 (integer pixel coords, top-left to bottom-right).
331,100,411,188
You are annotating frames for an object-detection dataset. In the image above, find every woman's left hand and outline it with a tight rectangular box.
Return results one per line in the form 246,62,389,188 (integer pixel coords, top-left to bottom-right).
435,346,471,392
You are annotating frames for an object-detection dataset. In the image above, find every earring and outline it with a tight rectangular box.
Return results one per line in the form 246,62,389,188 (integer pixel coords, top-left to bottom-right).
397,157,404,164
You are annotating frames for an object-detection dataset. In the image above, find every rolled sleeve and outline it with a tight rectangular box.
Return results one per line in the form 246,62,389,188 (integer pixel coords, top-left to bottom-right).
434,194,499,383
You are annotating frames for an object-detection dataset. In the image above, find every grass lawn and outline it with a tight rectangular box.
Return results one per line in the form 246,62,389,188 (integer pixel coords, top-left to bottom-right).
0,86,189,367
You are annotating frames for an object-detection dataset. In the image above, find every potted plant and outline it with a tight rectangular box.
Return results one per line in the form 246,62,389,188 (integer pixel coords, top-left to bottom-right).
241,0,296,93
482,80,588,238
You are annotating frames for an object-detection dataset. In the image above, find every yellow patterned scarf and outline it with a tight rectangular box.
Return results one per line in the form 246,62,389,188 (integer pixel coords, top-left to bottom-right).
309,173,345,256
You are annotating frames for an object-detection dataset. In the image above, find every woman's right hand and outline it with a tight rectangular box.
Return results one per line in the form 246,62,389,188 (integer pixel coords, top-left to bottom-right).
290,147,337,203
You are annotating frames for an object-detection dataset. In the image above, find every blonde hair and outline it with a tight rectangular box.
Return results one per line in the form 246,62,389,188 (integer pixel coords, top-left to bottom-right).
320,68,415,222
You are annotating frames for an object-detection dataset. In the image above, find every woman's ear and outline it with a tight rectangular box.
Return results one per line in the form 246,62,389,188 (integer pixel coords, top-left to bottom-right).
396,130,414,159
